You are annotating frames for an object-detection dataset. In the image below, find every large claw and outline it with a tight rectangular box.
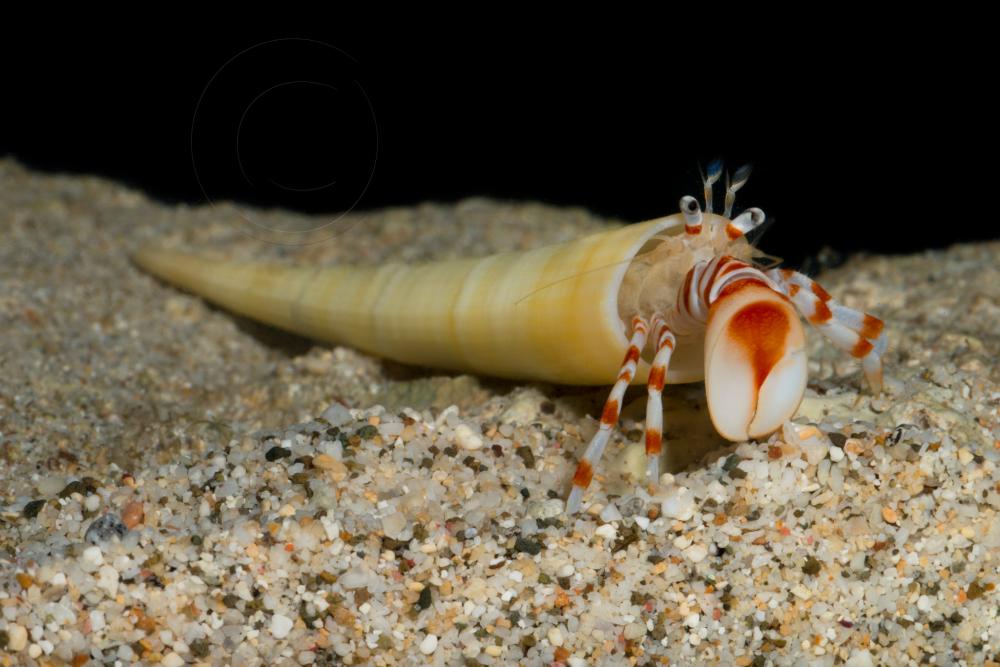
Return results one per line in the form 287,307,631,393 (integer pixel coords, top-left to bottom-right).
704,283,807,441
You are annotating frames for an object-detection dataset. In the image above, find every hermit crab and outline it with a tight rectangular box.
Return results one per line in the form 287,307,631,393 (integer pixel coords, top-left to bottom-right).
133,161,887,514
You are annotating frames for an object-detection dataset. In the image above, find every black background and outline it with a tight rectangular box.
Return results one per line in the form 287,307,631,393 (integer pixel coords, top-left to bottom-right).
4,27,989,269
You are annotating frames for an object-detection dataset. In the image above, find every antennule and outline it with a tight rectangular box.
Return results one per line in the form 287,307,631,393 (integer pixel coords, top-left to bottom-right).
680,195,703,234
723,163,753,218
701,158,723,213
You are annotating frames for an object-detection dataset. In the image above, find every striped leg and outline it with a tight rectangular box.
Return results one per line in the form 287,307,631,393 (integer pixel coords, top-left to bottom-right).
566,316,649,514
643,314,676,483
766,269,887,393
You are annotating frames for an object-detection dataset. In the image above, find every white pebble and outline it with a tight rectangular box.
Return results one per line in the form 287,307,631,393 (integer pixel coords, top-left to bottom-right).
917,594,932,612
320,403,352,426
683,612,701,627
683,544,708,563
547,627,564,646
800,439,830,465
634,516,650,530
595,524,617,540
624,622,646,639
958,448,974,465
84,494,101,512
599,504,623,523
28,644,42,659
829,446,845,462
454,424,484,450
568,658,587,667
90,610,106,632
419,633,439,654
845,649,875,667
661,486,695,521
5,624,27,651
790,584,813,600
162,652,185,667
81,546,104,571
270,613,294,639
96,564,120,597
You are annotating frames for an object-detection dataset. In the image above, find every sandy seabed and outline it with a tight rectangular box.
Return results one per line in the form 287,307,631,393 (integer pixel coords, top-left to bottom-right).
2,158,1000,666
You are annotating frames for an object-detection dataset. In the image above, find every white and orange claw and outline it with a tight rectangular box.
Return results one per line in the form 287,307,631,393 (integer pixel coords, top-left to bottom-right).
703,281,807,441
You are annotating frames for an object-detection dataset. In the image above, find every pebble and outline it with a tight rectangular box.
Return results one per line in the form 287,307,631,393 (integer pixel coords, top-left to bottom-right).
624,622,646,639
96,564,120,597
829,445,845,462
845,649,875,667
5,623,27,651
270,613,294,639
454,423,484,450
321,402,353,426
121,501,145,529
313,454,348,481
162,652,185,667
958,447,974,465
381,511,407,539
791,584,813,600
547,627,564,647
599,503,623,523
917,595,932,612
882,506,899,524
419,633,438,654
683,544,708,563
595,524,617,540
80,545,104,571
84,513,128,544
661,486,695,521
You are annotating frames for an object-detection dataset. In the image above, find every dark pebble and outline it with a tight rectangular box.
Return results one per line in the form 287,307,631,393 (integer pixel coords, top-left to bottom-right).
515,447,535,468
22,499,46,519
190,638,211,658
59,478,98,499
85,513,128,544
265,446,291,462
802,557,822,576
356,425,378,439
828,432,847,448
415,586,432,610
514,536,543,555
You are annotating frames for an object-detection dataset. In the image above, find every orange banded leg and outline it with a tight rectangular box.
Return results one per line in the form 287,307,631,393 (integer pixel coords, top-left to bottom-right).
766,268,887,393
643,315,676,483
565,316,649,514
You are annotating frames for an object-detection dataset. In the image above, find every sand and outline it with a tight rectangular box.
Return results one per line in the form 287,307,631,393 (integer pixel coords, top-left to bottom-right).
2,157,1000,665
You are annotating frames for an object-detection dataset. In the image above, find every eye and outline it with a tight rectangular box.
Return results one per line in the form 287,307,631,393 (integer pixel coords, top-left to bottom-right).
680,195,700,214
